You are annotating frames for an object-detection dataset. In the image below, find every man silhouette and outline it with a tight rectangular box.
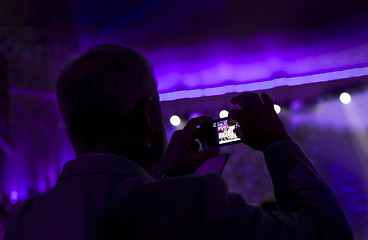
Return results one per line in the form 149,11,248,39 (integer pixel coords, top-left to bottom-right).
5,44,353,239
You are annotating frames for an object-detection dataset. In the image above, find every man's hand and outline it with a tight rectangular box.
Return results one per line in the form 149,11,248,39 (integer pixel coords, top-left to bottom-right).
229,92,291,152
158,116,220,176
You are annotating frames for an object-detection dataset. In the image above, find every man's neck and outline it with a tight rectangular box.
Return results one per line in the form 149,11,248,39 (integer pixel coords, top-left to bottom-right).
76,148,154,173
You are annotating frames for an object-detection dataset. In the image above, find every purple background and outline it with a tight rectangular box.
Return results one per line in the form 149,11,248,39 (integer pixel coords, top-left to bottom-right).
1,0,368,239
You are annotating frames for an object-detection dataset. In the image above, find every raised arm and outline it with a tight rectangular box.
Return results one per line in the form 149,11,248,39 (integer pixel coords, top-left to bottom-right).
208,92,354,239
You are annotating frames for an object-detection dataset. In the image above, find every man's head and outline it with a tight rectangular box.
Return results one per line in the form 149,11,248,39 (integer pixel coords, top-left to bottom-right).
56,44,167,170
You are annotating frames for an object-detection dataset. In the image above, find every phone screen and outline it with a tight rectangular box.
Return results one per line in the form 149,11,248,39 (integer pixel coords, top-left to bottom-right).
214,119,241,145
201,117,242,147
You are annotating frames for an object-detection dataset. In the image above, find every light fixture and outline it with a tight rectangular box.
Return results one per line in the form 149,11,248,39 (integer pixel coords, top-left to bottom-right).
339,92,351,104
274,104,281,114
170,115,181,126
219,110,229,118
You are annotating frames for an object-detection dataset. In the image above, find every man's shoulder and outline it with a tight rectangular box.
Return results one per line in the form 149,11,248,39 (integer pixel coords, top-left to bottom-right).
4,195,42,239
12,195,41,217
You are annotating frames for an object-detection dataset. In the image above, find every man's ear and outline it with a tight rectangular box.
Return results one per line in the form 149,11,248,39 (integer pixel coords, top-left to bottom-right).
134,96,155,134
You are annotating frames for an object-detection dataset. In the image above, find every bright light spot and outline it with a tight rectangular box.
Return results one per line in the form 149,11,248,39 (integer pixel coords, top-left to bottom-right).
10,191,18,204
170,115,181,126
274,104,281,114
339,92,351,104
219,110,229,118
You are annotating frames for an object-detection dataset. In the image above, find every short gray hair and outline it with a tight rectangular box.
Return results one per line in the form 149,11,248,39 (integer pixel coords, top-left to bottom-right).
56,44,157,142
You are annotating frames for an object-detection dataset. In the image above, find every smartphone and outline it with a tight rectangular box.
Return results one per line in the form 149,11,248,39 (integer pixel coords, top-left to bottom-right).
200,117,242,147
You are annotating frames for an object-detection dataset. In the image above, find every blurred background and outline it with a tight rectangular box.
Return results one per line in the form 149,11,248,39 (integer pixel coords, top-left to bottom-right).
0,0,368,239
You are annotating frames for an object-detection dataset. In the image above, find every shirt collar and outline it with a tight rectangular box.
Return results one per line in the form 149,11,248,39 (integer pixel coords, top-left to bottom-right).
58,153,154,182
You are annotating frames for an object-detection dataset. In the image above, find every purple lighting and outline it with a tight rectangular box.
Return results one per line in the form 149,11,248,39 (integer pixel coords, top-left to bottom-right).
146,33,368,94
159,66,368,101
9,87,57,101
9,66,368,102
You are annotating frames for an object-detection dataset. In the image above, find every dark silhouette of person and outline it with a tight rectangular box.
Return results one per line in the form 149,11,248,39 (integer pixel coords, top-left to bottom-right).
4,44,353,239
260,199,278,211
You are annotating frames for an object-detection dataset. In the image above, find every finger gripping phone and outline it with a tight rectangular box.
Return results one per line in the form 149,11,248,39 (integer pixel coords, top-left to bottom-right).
200,117,242,147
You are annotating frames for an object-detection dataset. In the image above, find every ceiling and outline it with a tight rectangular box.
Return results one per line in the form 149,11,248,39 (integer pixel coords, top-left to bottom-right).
1,0,368,103
67,0,368,50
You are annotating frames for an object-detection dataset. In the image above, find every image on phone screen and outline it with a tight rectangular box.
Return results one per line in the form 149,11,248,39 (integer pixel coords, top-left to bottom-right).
201,117,242,147
215,119,241,145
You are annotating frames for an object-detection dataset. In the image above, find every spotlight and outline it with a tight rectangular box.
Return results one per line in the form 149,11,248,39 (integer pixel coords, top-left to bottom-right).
274,104,281,114
170,115,181,126
339,92,351,104
219,110,229,118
